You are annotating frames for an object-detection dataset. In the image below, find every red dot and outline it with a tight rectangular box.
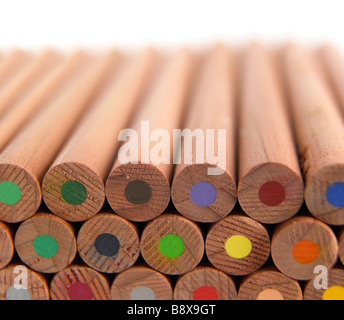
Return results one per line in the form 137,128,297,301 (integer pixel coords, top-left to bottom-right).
193,286,218,300
258,181,286,206
68,282,93,300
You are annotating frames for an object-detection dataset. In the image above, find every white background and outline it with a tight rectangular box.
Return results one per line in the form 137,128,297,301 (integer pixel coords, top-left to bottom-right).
0,0,343,51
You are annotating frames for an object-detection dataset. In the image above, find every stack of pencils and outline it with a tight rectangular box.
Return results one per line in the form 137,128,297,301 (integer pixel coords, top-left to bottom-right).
0,41,344,300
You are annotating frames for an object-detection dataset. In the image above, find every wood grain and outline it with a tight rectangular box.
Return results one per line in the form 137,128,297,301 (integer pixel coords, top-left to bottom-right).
238,42,303,224
77,212,140,273
0,221,13,270
171,44,237,223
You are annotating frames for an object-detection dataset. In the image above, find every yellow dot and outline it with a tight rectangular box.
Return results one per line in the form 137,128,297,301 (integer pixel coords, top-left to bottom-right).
225,235,252,259
323,286,344,300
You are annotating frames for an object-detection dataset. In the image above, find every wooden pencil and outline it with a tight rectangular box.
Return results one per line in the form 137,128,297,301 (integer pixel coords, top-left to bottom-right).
0,50,60,118
281,43,344,225
111,265,173,300
303,267,344,300
205,213,270,276
77,213,140,273
105,48,195,222
237,267,303,300
271,216,338,280
49,264,111,300
42,48,156,222
0,51,82,152
170,44,237,223
0,50,118,223
338,227,344,266
238,42,304,224
0,221,14,270
14,213,77,273
140,213,204,275
0,264,49,300
173,266,237,300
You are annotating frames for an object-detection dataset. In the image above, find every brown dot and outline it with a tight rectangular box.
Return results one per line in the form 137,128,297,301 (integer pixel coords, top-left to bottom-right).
124,179,152,204
259,181,286,206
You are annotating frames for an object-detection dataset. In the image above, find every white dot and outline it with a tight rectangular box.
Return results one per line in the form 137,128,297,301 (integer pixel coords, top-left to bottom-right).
130,286,156,300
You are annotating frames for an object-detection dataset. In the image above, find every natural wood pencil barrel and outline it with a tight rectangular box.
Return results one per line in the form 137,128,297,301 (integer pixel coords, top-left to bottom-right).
0,264,49,300
140,213,204,275
338,227,344,265
0,51,81,152
304,267,344,300
111,266,173,300
50,265,111,300
0,51,118,223
77,213,140,273
173,266,237,300
14,213,77,273
271,216,338,280
238,43,304,224
171,44,237,223
205,213,270,276
42,49,156,221
0,221,13,270
281,43,344,225
237,267,303,300
105,48,195,222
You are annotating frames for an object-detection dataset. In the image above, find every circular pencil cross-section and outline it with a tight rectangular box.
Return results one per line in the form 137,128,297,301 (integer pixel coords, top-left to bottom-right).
111,266,173,300
305,164,344,225
105,163,170,222
271,216,338,280
50,265,111,300
42,162,105,222
77,213,140,273
304,268,344,300
140,214,204,275
14,213,77,273
0,264,49,300
0,221,13,269
338,228,344,265
0,164,41,223
173,266,237,300
238,163,304,224
238,269,303,300
171,164,237,223
205,214,270,276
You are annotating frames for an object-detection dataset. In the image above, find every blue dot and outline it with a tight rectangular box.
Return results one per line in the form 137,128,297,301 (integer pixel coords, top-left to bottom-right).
326,182,344,207
190,181,217,207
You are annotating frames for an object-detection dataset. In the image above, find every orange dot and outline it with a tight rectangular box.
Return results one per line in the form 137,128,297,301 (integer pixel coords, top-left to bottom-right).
292,240,319,264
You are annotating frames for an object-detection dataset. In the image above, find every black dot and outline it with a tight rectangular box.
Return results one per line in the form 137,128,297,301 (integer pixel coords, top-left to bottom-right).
94,233,120,257
125,179,152,204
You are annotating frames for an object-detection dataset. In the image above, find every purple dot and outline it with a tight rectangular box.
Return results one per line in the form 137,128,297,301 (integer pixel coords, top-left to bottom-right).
190,182,217,206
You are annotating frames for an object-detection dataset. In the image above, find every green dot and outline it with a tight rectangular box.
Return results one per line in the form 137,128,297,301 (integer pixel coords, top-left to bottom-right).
0,181,21,205
61,180,87,205
158,234,184,258
33,234,58,258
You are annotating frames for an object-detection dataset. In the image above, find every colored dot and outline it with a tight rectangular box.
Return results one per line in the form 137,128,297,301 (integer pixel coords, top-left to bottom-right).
257,289,284,300
33,234,59,258
193,286,218,300
258,181,286,206
292,240,319,264
323,286,344,300
130,286,156,300
94,233,120,257
6,285,31,300
190,181,217,206
0,181,21,205
158,234,184,258
68,282,93,300
61,180,87,205
326,182,344,207
125,180,152,204
225,235,252,259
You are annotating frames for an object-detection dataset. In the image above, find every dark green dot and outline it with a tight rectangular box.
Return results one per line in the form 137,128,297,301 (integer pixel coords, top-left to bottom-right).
125,180,151,204
33,234,58,258
61,180,87,205
0,181,21,205
158,234,184,258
